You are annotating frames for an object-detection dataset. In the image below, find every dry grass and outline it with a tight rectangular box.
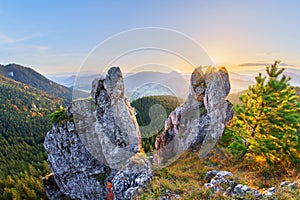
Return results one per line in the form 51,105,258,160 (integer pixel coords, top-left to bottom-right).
136,147,300,199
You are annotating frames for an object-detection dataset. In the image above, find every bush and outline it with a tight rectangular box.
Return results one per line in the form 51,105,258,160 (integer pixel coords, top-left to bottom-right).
49,106,67,124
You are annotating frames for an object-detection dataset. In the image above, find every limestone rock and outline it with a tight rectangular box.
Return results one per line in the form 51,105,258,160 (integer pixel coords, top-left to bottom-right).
43,65,234,199
204,170,263,199
92,67,142,170
43,67,150,200
154,66,234,166
112,155,153,200
43,121,110,200
264,187,276,197
204,170,235,193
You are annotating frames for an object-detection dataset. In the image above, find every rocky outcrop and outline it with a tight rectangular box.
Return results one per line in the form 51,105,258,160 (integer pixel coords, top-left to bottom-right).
204,170,298,199
204,170,262,198
92,67,142,170
43,67,149,200
43,66,233,199
154,66,234,166
44,120,111,200
73,67,142,170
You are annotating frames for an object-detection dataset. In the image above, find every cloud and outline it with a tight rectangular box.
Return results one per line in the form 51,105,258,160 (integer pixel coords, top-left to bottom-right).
238,62,294,67
0,44,48,51
255,52,279,57
0,33,41,44
0,33,47,52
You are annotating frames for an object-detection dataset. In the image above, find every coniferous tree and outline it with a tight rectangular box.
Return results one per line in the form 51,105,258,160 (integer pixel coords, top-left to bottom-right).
226,61,300,167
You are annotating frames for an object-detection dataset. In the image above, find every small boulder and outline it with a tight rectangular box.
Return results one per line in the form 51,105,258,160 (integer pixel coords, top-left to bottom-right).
264,187,276,197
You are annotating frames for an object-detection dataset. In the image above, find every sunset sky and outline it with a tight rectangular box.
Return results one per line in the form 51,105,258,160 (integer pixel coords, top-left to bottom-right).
0,0,300,74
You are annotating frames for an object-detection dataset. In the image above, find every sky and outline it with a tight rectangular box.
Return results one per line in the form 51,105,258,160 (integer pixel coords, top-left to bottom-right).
0,0,300,74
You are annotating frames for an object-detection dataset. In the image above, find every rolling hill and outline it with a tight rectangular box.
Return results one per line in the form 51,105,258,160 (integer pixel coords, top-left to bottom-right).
0,63,72,102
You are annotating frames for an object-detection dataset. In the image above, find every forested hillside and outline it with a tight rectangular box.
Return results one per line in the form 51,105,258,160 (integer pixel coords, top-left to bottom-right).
0,65,71,199
0,63,72,101
131,95,183,152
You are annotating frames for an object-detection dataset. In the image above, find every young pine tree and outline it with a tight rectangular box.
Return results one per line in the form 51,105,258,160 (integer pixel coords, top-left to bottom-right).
226,61,300,167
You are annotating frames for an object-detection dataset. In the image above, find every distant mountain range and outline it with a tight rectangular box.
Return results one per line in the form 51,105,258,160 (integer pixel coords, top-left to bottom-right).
47,67,300,100
49,70,191,101
232,68,300,87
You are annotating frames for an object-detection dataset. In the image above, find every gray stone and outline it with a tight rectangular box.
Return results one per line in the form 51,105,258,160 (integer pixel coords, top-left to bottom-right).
264,187,276,197
205,170,263,199
216,171,233,178
112,155,153,200
154,66,234,166
43,67,150,200
43,121,110,200
204,170,235,194
251,189,263,198
92,67,142,170
280,181,290,187
233,184,251,195
205,170,218,180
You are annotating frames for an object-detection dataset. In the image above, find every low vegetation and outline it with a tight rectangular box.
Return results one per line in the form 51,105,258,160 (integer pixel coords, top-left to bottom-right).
137,148,300,199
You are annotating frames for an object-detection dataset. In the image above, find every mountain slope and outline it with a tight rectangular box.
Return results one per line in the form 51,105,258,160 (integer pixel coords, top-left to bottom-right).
0,65,71,199
0,63,72,101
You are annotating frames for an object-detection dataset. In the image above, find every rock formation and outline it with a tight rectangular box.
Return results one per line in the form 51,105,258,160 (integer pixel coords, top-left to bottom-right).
43,66,233,199
72,67,142,170
43,120,111,200
204,170,262,198
43,67,151,200
154,66,234,166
